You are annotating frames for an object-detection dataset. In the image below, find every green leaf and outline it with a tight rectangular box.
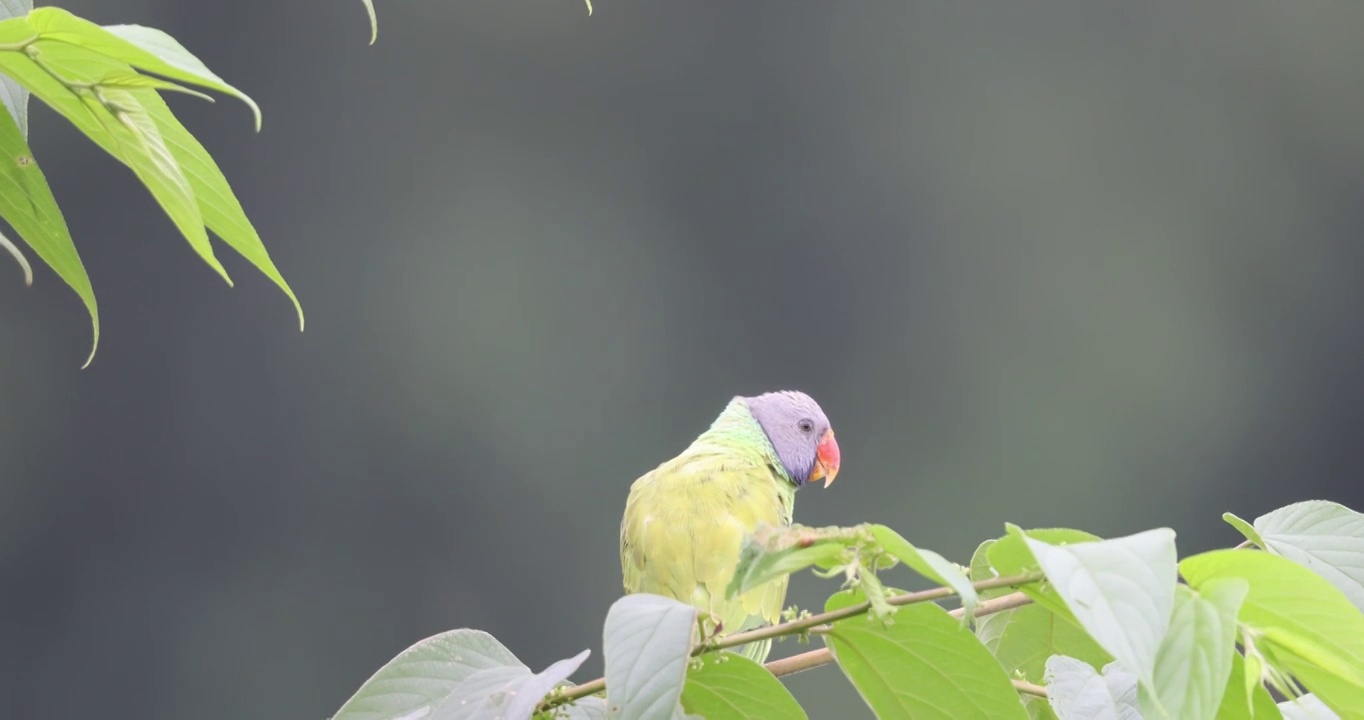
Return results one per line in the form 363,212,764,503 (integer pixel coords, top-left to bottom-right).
1020,528,1179,693
977,603,1112,685
823,589,1030,719
1252,500,1364,613
986,528,1102,619
332,629,527,720
1144,580,1247,720
725,524,859,599
1181,550,1364,720
25,41,230,283
556,697,610,720
973,536,1112,682
1278,694,1342,720
1225,512,1266,549
360,0,378,44
432,649,591,720
679,652,806,720
0,92,98,365
0,0,30,137
22,8,262,129
970,540,1008,599
432,665,532,720
1043,656,1140,720
134,86,303,329
1215,652,1283,720
870,524,978,620
603,594,697,720
94,68,215,102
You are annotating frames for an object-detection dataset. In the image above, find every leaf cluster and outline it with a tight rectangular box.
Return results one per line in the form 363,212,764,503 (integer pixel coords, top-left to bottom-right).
332,500,1364,720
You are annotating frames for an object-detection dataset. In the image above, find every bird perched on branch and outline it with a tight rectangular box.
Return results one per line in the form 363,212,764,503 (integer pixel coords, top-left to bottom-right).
619,390,841,663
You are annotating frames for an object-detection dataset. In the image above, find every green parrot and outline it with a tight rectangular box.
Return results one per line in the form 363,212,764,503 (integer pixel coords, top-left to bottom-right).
619,390,841,663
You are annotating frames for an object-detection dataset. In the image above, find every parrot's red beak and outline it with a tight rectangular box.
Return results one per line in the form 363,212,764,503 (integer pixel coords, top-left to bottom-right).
810,429,841,488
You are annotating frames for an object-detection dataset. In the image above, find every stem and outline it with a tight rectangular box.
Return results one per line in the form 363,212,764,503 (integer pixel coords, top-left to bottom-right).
540,574,1044,712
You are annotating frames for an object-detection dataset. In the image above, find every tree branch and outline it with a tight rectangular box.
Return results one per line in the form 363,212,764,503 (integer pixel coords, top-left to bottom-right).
540,573,1044,712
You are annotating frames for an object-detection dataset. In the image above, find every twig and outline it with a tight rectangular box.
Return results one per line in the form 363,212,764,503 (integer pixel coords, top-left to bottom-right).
540,574,1044,712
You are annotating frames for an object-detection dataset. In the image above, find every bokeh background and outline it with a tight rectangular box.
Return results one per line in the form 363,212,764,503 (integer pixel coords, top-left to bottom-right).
4,1,1364,717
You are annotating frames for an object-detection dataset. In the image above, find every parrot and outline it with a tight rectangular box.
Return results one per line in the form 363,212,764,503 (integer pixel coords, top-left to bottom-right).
619,390,841,663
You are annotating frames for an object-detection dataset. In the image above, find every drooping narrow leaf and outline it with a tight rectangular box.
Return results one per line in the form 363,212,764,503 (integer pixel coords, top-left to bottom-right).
28,40,229,283
22,8,261,128
332,629,527,720
823,589,1030,719
1043,656,1141,720
0,229,31,284
0,0,30,137
1020,528,1179,694
1181,550,1364,720
134,86,303,328
0,93,98,365
603,594,697,720
1224,512,1265,549
870,524,978,619
680,652,806,720
1251,501,1364,612
360,0,378,44
1143,580,1247,719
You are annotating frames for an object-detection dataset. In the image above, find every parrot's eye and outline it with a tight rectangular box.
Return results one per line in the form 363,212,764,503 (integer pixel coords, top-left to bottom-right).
798,419,814,433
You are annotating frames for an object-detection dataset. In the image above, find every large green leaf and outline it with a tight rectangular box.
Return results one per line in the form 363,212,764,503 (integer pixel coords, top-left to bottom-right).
332,629,526,720
679,652,806,720
603,594,697,720
1017,528,1179,693
978,603,1111,685
1043,656,1140,720
1215,652,1283,720
1181,550,1364,720
431,649,591,720
972,536,1111,682
0,92,98,365
823,589,1030,719
870,524,978,619
986,528,1102,620
1144,580,1247,720
1250,501,1364,613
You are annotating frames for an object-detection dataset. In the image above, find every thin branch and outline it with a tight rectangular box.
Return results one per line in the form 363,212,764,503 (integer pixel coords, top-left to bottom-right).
541,574,1044,712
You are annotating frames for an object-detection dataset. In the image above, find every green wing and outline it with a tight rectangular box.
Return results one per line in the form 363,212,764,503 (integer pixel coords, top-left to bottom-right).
620,442,793,662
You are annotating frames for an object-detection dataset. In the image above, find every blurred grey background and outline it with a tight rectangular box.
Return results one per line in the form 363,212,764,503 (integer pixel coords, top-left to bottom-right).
3,1,1364,717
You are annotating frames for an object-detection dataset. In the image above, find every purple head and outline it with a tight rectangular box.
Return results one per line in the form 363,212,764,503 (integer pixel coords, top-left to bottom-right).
742,390,841,488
